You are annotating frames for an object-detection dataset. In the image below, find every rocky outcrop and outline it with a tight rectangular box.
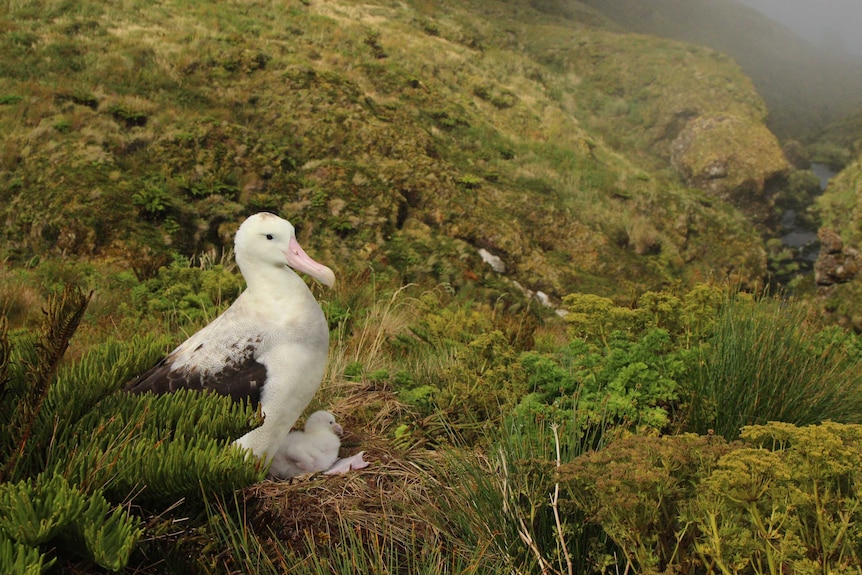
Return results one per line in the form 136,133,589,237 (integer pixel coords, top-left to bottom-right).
815,228,860,287
564,31,790,227
670,114,789,224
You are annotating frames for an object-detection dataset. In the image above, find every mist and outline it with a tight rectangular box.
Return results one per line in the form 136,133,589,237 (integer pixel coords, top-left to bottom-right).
736,0,862,57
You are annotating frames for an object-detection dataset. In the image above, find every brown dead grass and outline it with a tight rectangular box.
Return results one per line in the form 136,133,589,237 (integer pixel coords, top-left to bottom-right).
241,379,455,557
0,264,44,329
246,451,445,548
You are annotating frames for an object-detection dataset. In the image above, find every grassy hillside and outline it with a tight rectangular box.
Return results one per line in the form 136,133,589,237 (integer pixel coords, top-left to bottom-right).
0,0,785,306
810,107,862,169
6,2,862,573
813,152,862,328
580,0,862,141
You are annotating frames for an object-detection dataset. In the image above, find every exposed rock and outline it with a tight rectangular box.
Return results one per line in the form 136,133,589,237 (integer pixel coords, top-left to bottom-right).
670,114,789,224
535,291,551,307
511,281,567,314
478,248,506,273
705,160,728,180
819,228,845,255
815,228,860,286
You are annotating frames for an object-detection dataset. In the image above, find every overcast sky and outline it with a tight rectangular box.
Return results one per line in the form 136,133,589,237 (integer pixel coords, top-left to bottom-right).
735,0,862,57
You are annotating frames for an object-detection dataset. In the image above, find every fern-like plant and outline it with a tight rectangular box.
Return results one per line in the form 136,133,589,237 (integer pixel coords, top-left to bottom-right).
0,285,266,572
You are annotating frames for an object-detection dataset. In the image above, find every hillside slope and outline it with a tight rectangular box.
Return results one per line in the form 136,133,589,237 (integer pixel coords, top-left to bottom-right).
580,0,862,140
0,0,786,302
813,152,862,329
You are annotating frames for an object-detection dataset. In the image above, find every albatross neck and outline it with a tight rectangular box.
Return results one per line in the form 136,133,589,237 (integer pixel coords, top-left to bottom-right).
241,262,313,300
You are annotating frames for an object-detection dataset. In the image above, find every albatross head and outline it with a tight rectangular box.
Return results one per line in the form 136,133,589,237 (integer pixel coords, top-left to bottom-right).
305,410,344,436
235,212,336,287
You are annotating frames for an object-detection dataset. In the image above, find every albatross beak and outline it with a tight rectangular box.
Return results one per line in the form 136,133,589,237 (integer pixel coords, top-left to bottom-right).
333,422,344,436
285,236,336,288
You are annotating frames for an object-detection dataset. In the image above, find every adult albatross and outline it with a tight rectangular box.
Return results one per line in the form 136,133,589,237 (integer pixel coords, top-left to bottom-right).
124,212,335,460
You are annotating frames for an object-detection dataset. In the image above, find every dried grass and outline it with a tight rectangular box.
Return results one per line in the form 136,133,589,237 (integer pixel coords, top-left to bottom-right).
246,451,444,545
242,376,451,557
0,270,43,328
324,281,418,381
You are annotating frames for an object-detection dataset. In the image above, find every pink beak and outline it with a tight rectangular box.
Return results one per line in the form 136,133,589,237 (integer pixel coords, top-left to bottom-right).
284,235,336,287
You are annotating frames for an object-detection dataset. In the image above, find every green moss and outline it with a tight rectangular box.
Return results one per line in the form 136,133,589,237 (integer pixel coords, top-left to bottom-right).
0,0,783,307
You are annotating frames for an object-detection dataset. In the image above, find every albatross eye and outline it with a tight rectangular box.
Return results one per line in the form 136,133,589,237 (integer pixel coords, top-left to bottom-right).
265,234,274,240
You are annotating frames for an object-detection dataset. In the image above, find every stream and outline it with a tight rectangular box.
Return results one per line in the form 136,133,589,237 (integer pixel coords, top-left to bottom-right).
779,162,837,263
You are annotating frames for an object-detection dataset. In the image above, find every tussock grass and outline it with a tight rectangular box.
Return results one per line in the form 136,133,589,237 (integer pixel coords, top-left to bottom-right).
435,415,614,574
686,295,862,439
324,278,417,381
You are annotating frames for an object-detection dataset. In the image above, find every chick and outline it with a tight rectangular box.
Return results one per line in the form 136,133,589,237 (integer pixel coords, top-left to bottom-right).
268,410,343,479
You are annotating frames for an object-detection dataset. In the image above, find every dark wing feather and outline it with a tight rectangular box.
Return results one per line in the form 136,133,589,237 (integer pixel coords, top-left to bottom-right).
123,344,268,408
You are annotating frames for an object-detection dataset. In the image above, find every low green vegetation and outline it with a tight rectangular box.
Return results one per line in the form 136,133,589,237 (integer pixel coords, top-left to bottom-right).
4,0,862,572
3,257,862,573
0,0,779,302
0,283,264,573
563,422,862,574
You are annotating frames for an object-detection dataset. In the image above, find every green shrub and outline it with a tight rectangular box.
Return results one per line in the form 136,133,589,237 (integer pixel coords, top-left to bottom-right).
518,285,726,432
562,433,733,573
688,422,862,574
128,254,244,329
561,286,862,441
131,177,175,220
563,284,724,348
561,422,862,574
394,297,531,441
517,328,686,432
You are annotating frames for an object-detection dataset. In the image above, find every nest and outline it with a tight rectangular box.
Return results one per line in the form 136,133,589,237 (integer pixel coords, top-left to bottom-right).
241,381,451,553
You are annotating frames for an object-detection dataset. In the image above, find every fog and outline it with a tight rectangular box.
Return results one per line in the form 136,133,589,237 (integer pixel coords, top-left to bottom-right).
736,0,862,57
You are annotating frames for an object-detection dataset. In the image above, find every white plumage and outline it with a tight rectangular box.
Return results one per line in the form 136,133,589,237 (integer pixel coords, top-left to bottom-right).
268,410,343,478
124,212,335,461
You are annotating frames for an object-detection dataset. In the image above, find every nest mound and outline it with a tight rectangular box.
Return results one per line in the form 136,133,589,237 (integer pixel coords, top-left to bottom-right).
241,382,454,554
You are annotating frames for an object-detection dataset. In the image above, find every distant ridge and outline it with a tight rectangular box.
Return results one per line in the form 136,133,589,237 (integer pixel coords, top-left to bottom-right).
578,0,862,140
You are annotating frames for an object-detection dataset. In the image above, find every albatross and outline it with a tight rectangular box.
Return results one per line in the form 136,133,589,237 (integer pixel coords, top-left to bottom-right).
124,212,335,460
268,410,343,478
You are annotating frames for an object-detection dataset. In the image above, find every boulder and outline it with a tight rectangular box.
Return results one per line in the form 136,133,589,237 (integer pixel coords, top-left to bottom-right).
815,228,860,286
670,114,789,224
